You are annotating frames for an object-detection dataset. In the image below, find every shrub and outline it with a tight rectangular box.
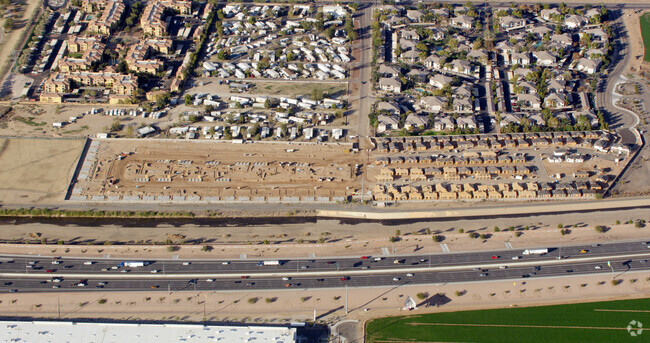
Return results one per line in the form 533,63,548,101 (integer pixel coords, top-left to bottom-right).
432,235,443,242
493,226,500,232
514,232,522,237
57,240,64,245
247,297,258,304
594,225,605,233
616,220,621,225
611,279,621,286
558,224,564,229
98,299,107,304
389,236,400,243
455,290,463,296
201,245,213,252
416,292,427,300
395,229,401,236
265,298,273,303
468,232,479,239
458,228,464,234
167,246,178,252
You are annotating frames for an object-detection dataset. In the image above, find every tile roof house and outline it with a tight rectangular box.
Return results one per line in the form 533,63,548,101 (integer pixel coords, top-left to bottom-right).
401,29,420,41
456,116,478,130
564,15,587,29
377,114,400,133
532,51,558,66
575,58,601,74
407,68,429,82
406,10,425,22
429,74,454,89
517,93,541,109
434,116,455,131
544,93,567,108
451,15,473,29
551,33,573,46
379,65,401,77
419,96,446,112
499,16,526,30
376,101,401,115
424,55,444,70
511,52,531,66
404,113,428,130
379,77,402,93
540,8,560,21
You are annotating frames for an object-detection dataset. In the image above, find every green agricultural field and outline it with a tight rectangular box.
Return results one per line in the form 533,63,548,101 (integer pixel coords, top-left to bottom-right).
641,13,650,62
366,298,650,343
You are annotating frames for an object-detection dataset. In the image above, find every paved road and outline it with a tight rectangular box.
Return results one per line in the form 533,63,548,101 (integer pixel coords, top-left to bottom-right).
354,5,373,137
1,240,648,293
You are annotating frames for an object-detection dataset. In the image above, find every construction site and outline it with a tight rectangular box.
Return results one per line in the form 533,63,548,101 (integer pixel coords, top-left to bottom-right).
69,139,360,203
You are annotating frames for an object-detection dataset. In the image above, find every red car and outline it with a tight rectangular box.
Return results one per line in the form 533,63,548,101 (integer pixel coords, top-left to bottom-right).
46,269,55,273
241,275,249,279
491,255,499,259
340,276,349,281
360,256,369,260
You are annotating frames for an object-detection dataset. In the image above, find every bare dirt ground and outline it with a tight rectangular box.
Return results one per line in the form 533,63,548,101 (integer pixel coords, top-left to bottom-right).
0,138,85,204
0,271,647,327
0,0,40,78
75,139,359,202
622,10,646,75
0,207,648,260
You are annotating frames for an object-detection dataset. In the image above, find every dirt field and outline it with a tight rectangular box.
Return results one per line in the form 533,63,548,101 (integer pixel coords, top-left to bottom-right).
0,137,85,204
73,139,360,202
0,0,40,77
624,10,647,74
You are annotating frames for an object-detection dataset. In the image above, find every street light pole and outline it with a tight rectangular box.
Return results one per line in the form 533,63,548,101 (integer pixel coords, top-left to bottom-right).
345,285,348,314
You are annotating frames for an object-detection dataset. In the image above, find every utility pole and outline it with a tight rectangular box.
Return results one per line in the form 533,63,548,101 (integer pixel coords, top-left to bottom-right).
203,293,206,318
608,261,614,280
57,297,61,318
345,285,348,314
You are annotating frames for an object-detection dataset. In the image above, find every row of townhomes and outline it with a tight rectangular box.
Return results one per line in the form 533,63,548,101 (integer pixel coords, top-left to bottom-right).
372,3,610,136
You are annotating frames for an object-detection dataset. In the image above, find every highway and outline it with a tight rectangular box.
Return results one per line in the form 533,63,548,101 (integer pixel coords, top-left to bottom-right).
0,240,648,293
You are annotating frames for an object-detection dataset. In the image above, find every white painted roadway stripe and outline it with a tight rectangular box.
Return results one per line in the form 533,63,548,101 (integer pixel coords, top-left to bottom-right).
440,244,450,253
3,253,649,280
381,247,389,255
505,242,513,249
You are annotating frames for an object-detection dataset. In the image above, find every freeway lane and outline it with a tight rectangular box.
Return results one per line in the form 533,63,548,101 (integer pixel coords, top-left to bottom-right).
0,240,648,276
0,257,648,293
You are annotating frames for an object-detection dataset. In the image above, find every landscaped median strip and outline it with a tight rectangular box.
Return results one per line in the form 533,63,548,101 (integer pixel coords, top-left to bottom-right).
2,253,649,280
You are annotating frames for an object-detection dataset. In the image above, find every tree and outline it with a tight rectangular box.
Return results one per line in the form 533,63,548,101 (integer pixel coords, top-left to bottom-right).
110,119,121,131
3,18,14,31
217,49,230,60
311,88,324,101
184,94,193,105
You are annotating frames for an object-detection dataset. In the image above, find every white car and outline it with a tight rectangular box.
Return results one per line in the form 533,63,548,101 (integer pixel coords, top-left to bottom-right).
512,256,520,260
182,262,191,265
84,261,95,265
222,262,230,265
282,277,291,281
206,279,215,282
51,261,61,265
499,266,507,269
406,273,414,277
150,270,160,273
393,277,400,281
594,266,602,269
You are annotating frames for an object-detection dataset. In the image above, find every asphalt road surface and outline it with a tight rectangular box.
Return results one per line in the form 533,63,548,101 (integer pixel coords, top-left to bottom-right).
0,240,648,293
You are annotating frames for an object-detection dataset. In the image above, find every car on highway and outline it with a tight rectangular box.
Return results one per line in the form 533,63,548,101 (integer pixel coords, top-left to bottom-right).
3,282,12,286
360,256,369,260
182,262,191,265
64,265,73,269
641,260,647,264
480,273,488,277
101,268,109,271
246,282,255,286
51,261,61,265
9,289,17,293
84,261,95,265
151,285,159,288
579,249,588,253
392,277,400,281
326,261,336,264
499,266,507,269
534,266,541,271
491,255,499,259
52,278,62,283
406,273,414,277
222,262,230,265
28,261,36,265
512,256,520,260
240,276,249,279
188,279,197,285
301,265,309,269
282,277,291,281
594,266,602,269
316,279,325,282
340,276,350,281
285,283,292,287
393,259,404,264
151,270,160,273
75,283,86,287
207,279,215,282
52,285,60,289
120,269,129,273
374,257,383,261
361,266,369,269
473,268,481,271
98,282,107,286
46,269,55,273
567,269,573,273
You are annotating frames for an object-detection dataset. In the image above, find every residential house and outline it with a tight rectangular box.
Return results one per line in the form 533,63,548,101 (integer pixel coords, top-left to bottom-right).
401,29,420,41
453,97,473,113
564,15,587,29
511,52,531,66
551,33,573,46
407,68,429,83
532,51,557,66
424,55,444,70
379,77,402,93
544,93,567,108
456,116,478,130
419,96,446,112
429,74,453,89
404,113,428,130
499,16,526,30
406,10,425,22
517,94,541,109
376,101,401,116
379,65,401,78
377,115,400,133
500,113,523,127
434,116,455,131
575,58,601,74
451,15,473,29
540,8,560,21
451,59,472,76
467,49,488,62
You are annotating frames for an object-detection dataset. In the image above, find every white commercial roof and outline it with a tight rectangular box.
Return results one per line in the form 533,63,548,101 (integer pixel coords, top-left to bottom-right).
0,321,297,343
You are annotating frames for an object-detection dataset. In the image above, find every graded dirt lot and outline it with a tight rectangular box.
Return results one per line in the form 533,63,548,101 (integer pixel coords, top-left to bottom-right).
0,0,41,78
74,139,360,202
0,137,85,204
